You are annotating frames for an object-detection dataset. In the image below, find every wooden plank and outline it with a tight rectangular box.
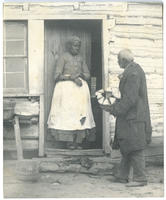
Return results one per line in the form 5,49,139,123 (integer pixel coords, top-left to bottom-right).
108,57,163,74
80,2,126,11
13,116,23,160
3,124,39,139
109,45,163,57
109,48,162,59
148,91,163,104
4,139,38,151
112,25,162,34
149,104,163,115
4,13,106,20
28,20,44,94
116,16,162,26
102,19,111,154
4,117,39,124
127,3,162,12
111,37,158,48
146,74,163,89
3,2,162,20
110,31,162,40
45,149,104,156
39,94,45,157
122,10,162,18
3,93,41,97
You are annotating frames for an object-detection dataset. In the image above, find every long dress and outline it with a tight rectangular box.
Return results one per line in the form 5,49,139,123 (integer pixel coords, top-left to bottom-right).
47,52,96,143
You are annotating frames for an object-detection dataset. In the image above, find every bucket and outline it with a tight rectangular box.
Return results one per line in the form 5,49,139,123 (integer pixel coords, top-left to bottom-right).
15,160,40,182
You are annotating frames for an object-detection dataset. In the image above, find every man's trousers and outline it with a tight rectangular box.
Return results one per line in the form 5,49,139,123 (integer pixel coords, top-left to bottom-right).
116,149,147,182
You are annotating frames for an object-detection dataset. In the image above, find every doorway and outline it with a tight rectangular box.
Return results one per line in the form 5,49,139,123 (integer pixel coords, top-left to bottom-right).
44,20,102,149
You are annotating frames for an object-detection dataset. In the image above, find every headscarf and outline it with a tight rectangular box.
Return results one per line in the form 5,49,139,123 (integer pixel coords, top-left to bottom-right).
66,35,81,51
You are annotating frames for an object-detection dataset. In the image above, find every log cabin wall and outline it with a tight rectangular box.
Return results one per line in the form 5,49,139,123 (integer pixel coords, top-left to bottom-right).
3,2,163,157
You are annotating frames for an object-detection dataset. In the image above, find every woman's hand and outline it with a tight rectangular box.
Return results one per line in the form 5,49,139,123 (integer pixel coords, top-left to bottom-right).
70,73,80,80
74,78,82,87
59,75,69,81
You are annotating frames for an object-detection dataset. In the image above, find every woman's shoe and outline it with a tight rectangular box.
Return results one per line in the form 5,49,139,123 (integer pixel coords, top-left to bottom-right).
67,142,76,150
68,145,76,150
76,145,83,150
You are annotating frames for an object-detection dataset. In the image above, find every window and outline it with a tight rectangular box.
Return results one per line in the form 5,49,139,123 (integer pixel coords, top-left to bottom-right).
3,21,28,93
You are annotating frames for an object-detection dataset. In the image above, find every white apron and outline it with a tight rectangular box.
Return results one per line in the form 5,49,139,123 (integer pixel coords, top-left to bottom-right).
47,78,96,131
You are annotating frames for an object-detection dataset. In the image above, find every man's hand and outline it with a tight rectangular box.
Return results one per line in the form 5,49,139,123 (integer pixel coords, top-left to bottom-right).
146,138,151,145
74,78,82,87
146,134,152,145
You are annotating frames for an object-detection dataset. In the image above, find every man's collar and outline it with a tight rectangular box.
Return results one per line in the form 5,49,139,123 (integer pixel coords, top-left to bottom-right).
124,61,133,70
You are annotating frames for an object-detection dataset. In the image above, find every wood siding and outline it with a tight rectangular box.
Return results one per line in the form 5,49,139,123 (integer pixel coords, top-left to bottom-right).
3,2,163,154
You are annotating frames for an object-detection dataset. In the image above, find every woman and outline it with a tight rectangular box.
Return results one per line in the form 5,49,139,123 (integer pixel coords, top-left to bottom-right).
47,36,96,149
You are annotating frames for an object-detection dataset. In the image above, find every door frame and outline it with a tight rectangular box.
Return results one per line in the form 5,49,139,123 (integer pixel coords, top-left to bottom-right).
44,15,111,154
3,8,112,155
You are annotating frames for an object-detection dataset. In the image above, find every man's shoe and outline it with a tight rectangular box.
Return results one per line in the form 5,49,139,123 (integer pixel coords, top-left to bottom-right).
126,181,147,187
109,177,128,183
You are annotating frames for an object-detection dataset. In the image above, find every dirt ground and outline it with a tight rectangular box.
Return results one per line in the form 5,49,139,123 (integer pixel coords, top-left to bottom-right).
3,160,164,198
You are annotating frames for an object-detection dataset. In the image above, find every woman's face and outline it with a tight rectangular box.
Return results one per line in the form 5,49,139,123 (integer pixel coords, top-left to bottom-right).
70,40,81,55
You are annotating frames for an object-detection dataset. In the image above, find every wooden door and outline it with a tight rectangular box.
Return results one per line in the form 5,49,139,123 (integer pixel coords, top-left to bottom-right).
44,20,92,142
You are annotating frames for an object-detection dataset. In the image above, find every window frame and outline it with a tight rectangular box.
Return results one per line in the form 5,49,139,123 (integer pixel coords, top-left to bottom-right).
3,20,29,94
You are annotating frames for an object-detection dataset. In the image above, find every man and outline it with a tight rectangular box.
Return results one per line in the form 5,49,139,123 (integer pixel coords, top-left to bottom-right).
101,49,152,187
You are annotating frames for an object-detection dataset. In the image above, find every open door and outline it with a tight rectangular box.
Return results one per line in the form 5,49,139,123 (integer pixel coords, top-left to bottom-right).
44,20,102,149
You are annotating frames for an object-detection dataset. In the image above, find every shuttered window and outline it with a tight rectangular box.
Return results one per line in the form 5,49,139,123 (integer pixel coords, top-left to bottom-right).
3,21,28,93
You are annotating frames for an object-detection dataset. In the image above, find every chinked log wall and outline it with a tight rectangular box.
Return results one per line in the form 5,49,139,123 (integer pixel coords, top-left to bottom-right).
3,2,163,156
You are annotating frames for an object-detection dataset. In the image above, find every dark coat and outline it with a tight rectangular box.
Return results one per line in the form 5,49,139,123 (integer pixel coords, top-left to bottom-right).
110,62,152,155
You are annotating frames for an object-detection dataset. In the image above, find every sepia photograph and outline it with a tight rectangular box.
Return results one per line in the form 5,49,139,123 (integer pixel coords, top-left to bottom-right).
2,0,164,198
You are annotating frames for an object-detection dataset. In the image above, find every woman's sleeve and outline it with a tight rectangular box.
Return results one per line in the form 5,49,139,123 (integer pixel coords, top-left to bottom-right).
81,60,90,81
54,55,65,81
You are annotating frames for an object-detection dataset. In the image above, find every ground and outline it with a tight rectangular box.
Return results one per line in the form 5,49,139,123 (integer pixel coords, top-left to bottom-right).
3,160,164,198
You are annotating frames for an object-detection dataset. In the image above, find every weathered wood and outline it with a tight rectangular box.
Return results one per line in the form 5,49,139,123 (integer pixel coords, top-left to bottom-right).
4,139,38,151
13,116,23,160
80,2,127,11
4,117,39,125
112,24,162,34
110,31,162,41
3,124,39,140
4,1,162,17
146,76,163,89
45,149,104,156
109,48,162,59
3,1,163,157
149,103,163,115
39,94,45,157
116,16,162,26
4,13,106,20
3,93,41,97
102,19,111,154
108,58,163,74
127,2,162,12
110,37,161,48
14,101,39,116
28,20,44,94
